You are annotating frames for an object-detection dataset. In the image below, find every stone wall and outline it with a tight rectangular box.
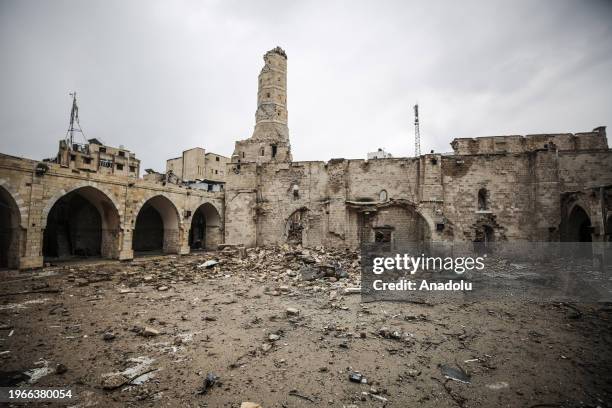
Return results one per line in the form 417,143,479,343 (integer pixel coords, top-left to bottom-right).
0,153,224,269
451,127,607,155
225,141,612,249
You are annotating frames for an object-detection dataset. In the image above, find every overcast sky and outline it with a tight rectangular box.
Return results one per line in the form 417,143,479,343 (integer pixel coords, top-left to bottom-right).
1,0,611,171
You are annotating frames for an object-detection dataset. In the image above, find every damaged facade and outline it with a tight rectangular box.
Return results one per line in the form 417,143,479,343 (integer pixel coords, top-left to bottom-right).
224,47,612,251
1,46,611,269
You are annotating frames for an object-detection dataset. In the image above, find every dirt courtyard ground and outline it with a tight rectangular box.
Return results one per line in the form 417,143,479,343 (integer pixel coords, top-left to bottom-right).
1,246,611,408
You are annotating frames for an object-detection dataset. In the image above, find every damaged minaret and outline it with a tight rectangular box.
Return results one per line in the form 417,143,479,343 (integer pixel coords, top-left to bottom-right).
232,47,292,164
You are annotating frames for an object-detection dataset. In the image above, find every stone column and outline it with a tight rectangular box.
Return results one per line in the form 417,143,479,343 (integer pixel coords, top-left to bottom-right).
20,175,44,269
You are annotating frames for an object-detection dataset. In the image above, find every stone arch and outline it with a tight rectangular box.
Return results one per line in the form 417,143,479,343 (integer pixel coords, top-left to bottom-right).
0,184,23,268
0,178,28,228
563,204,592,243
132,195,182,254
189,202,222,250
42,182,123,228
42,185,122,260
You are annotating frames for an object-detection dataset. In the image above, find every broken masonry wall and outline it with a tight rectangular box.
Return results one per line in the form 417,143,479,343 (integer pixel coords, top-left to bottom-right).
228,157,432,249
531,151,562,241
440,154,536,242
367,204,430,248
558,151,612,192
343,158,428,247
557,150,612,241
254,161,330,247
419,154,444,203
224,161,259,247
440,148,612,243
344,158,419,203
451,128,608,155
325,160,350,246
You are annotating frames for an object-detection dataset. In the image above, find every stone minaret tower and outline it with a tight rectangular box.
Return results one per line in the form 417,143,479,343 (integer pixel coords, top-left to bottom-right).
232,47,292,164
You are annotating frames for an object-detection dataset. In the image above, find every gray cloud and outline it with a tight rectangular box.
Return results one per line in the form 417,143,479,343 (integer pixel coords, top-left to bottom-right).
1,0,611,170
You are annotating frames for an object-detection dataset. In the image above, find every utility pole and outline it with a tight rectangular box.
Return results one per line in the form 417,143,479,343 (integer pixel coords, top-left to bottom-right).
414,104,420,157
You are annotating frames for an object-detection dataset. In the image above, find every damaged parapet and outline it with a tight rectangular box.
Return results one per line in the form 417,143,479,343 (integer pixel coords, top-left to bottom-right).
232,47,292,164
451,126,609,155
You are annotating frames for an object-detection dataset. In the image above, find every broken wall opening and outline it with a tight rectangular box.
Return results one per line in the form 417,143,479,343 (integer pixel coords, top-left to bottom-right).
133,196,180,254
473,224,495,254
356,204,431,250
285,208,308,245
43,186,120,260
189,202,222,250
0,186,21,268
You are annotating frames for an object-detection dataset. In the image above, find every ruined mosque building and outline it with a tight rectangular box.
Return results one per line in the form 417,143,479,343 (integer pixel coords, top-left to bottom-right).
1,47,611,269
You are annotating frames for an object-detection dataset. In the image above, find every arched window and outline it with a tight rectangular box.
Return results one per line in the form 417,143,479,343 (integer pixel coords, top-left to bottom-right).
478,188,488,211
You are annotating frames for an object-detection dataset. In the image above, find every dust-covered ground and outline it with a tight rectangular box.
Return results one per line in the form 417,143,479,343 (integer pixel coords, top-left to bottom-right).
1,246,611,408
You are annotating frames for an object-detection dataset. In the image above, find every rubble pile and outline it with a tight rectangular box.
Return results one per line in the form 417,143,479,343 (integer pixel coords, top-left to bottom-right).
54,245,362,296
1,246,611,407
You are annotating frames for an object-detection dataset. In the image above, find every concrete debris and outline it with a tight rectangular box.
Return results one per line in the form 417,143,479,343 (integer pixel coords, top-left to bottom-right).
140,327,160,337
199,372,219,394
369,393,388,403
55,363,68,374
102,331,116,341
286,307,300,316
1,243,609,406
439,364,471,384
198,260,219,269
349,371,367,384
240,403,262,408
487,381,509,390
24,359,53,384
101,356,157,390
343,287,361,294
101,373,129,390
300,262,348,281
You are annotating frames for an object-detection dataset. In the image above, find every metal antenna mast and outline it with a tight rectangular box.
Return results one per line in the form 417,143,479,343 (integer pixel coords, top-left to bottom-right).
414,104,421,157
65,92,86,149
